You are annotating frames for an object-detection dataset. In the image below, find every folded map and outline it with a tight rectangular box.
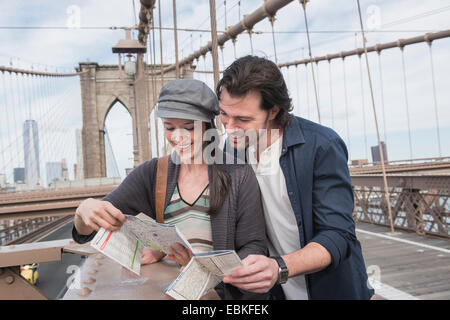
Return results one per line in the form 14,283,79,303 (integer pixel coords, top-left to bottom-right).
165,250,243,300
90,213,193,275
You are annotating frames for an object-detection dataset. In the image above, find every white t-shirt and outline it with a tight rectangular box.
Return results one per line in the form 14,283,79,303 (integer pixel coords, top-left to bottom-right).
249,134,308,300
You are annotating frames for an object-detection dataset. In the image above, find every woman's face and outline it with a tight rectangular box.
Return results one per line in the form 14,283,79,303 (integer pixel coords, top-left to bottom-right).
163,118,205,163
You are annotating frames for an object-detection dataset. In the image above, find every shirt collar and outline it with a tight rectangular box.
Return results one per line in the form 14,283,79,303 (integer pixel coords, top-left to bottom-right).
282,117,305,152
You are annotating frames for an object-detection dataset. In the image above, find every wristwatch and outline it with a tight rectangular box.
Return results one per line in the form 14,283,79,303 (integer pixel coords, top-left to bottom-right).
271,256,289,285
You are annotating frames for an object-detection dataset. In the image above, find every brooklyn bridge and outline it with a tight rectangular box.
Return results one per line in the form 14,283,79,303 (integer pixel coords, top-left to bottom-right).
0,0,449,300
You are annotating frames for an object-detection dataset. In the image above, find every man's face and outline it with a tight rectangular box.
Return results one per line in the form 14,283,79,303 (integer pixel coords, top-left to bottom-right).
219,88,278,150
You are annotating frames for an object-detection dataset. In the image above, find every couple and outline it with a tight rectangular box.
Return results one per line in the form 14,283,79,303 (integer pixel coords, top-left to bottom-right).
73,55,374,300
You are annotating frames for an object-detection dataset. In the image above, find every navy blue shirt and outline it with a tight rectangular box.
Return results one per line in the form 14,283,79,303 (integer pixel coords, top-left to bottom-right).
226,116,374,300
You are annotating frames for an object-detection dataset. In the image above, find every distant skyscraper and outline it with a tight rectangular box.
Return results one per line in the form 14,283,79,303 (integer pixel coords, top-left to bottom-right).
46,162,62,186
75,129,84,180
23,120,40,188
13,167,25,183
371,141,388,164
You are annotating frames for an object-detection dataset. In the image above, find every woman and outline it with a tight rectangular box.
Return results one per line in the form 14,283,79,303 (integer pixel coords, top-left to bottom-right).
72,79,268,299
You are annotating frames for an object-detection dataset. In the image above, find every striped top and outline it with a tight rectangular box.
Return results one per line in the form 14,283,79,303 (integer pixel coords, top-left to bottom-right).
164,183,213,253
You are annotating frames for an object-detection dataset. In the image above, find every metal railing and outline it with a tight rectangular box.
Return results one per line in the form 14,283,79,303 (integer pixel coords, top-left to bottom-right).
352,175,450,238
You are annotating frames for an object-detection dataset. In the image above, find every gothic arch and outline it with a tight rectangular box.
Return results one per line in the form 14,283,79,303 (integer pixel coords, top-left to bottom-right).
76,61,194,178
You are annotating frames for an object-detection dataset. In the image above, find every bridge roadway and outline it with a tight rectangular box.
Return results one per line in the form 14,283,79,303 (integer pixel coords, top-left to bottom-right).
11,219,448,300
349,159,450,175
24,220,86,299
0,184,117,220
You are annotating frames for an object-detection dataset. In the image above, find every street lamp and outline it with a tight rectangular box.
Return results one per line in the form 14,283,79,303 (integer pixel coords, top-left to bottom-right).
112,28,147,81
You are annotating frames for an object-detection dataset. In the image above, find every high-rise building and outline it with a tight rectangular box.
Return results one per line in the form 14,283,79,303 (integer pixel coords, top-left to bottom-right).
75,129,84,180
46,162,63,186
13,167,25,183
23,120,40,188
371,141,388,164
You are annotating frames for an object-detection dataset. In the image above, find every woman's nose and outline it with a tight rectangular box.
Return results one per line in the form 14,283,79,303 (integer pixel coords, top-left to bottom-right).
171,129,189,143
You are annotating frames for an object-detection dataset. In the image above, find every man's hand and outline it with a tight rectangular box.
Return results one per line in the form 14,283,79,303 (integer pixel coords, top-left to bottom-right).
222,255,279,293
165,242,194,267
75,198,126,235
141,247,166,265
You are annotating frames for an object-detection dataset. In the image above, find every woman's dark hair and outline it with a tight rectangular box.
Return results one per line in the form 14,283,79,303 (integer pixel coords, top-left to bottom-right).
216,55,293,128
204,121,230,215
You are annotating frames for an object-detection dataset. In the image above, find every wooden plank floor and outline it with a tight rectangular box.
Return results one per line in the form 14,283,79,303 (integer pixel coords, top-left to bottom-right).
356,222,450,300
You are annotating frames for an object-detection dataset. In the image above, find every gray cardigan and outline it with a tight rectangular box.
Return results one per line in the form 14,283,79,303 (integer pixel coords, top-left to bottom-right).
72,155,268,299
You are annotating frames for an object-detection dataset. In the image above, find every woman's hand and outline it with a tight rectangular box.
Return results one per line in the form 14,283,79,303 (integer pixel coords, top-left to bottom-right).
141,247,166,265
74,198,126,235
165,243,194,267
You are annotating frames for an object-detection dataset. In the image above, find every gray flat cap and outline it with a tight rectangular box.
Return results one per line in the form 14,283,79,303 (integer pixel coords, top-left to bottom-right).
156,79,219,122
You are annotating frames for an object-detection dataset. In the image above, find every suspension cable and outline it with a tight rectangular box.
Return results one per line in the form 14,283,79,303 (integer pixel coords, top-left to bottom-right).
341,55,351,157
304,61,311,119
157,0,167,155
327,59,335,129
299,0,321,123
268,14,278,63
425,38,442,157
284,67,290,94
376,50,388,145
295,65,301,116
314,61,321,123
148,31,159,158
398,43,413,160
209,0,221,89
358,53,368,160
172,0,180,78
152,18,160,157
356,0,395,234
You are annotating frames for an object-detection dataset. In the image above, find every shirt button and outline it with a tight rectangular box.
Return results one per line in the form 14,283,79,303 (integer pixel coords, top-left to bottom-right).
288,191,293,196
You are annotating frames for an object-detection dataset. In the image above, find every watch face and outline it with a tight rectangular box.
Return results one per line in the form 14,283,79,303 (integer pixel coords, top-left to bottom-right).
272,256,289,285
279,269,289,284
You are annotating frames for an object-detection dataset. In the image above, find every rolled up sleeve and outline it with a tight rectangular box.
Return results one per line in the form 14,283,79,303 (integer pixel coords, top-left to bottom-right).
310,137,356,270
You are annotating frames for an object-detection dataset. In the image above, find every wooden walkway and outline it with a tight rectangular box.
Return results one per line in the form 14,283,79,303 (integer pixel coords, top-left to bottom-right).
356,222,450,300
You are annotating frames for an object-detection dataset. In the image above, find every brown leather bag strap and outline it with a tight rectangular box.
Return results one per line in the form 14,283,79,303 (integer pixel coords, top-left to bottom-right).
155,155,169,223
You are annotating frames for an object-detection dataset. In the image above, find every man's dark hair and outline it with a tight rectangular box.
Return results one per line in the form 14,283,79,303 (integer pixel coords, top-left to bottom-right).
216,55,293,128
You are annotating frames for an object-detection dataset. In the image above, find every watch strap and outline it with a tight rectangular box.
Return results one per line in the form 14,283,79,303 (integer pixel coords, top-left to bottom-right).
271,256,289,284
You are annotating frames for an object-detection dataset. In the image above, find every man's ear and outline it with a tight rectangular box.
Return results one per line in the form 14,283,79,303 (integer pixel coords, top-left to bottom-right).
268,105,280,121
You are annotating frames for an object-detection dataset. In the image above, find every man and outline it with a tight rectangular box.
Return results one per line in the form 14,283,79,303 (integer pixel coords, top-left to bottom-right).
218,55,373,300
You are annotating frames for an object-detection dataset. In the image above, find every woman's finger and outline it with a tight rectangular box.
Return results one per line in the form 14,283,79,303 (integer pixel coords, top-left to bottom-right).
96,208,121,228
86,219,101,232
92,215,120,232
103,202,126,224
174,243,189,259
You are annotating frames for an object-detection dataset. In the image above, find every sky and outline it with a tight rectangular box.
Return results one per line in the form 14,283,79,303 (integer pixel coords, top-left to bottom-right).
0,0,449,185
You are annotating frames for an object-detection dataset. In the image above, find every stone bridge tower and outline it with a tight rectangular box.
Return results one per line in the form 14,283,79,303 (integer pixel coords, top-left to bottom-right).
76,59,194,178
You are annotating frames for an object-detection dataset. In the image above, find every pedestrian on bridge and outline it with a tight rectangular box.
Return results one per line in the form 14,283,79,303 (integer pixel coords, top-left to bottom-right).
218,55,374,300
72,78,269,300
